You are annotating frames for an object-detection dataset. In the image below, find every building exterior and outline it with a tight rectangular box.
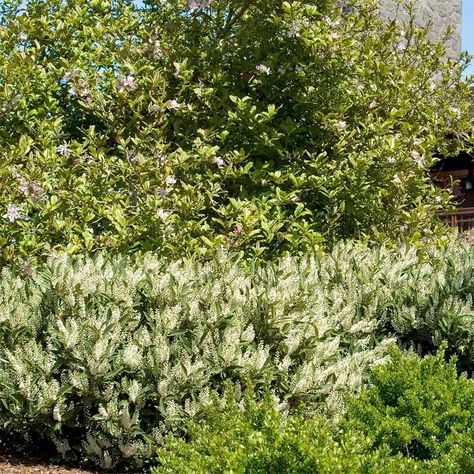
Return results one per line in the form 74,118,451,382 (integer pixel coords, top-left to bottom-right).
432,149,474,233
378,0,462,57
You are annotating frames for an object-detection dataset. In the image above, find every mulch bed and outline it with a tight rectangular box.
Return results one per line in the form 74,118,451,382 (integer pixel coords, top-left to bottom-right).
0,453,100,474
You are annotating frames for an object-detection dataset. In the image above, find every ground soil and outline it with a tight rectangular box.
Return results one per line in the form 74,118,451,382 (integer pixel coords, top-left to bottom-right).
0,453,99,474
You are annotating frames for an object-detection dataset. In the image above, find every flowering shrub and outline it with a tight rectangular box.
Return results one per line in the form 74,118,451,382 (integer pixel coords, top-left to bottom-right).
0,0,471,263
3,242,474,468
0,247,394,470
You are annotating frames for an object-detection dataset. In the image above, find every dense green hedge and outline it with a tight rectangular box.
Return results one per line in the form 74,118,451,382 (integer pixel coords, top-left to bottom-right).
0,0,471,263
154,382,422,474
344,347,474,469
154,347,474,473
2,242,474,469
0,245,391,469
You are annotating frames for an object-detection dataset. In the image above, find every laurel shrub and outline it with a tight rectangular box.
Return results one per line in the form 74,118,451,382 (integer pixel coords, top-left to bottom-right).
0,245,394,469
0,0,471,264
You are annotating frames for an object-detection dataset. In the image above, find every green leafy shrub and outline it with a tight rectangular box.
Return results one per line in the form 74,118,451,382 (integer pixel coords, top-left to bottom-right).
344,346,474,472
153,387,422,474
0,248,392,470
0,0,471,263
153,348,474,474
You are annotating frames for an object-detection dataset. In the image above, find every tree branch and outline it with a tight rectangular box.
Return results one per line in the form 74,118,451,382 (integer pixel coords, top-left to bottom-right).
219,0,251,39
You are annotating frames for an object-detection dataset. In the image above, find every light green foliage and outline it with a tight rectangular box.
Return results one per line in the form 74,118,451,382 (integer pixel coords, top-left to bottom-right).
4,241,474,469
0,0,471,263
344,346,474,472
0,246,393,470
154,387,422,474
153,348,474,474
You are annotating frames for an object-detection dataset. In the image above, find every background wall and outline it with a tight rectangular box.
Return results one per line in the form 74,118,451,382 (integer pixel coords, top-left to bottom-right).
378,0,462,57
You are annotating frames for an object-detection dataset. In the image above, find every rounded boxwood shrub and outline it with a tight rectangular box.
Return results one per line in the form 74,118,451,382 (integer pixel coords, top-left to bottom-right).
344,346,474,469
0,0,471,264
153,347,474,474
153,387,424,474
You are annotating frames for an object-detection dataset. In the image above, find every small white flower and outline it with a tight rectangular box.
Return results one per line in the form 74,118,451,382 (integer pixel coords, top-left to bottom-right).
449,107,462,118
167,99,180,110
118,75,137,93
123,344,141,369
324,16,340,28
155,151,167,166
336,120,347,130
256,64,271,75
156,209,169,220
3,203,24,222
393,174,402,185
68,86,77,97
214,156,225,168
18,32,28,41
157,187,168,197
165,175,177,187
57,141,72,156
387,157,397,164
411,150,425,167
288,20,302,38
435,195,443,203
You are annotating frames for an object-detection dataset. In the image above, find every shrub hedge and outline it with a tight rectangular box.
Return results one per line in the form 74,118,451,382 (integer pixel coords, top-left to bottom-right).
344,346,474,469
0,245,393,470
154,384,422,474
2,242,474,469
